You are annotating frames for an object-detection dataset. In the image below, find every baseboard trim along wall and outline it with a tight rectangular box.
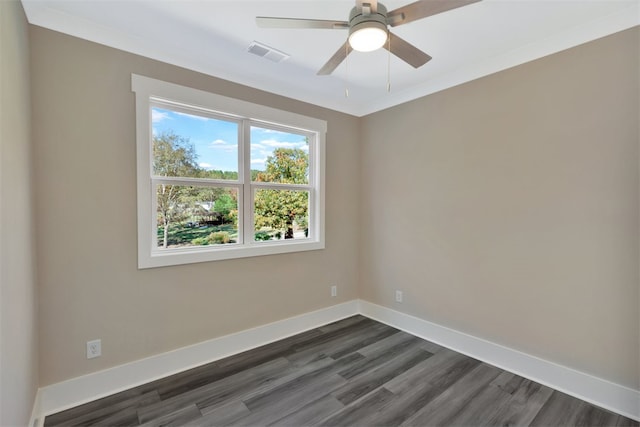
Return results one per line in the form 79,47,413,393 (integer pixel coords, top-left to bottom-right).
31,300,360,426
31,299,639,425
358,300,640,422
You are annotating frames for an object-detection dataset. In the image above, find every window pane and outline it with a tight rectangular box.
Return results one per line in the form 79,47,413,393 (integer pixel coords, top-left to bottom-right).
250,126,309,184
152,107,239,179
156,185,238,249
254,189,309,241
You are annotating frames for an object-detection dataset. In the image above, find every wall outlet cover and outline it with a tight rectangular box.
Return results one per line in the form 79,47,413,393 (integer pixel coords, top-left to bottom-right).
395,290,403,303
87,339,101,359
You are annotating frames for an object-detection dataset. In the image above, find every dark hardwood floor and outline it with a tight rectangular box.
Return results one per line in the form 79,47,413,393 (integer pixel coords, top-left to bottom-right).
44,315,638,427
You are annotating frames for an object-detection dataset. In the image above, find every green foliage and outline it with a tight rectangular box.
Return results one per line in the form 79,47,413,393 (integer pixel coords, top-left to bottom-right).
195,169,239,180
254,148,309,239
255,148,308,184
191,237,209,246
154,131,242,248
154,131,203,248
254,231,272,241
153,131,199,177
208,231,230,244
159,223,237,247
214,193,236,222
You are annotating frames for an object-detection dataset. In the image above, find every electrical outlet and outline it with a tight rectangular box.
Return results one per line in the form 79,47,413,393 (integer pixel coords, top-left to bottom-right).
87,339,101,359
395,290,403,303
331,285,337,297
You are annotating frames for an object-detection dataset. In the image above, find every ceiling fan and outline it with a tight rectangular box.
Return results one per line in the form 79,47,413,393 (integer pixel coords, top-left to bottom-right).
257,0,481,75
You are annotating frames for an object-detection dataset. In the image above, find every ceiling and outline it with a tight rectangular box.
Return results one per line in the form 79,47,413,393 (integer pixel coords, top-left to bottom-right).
21,0,639,117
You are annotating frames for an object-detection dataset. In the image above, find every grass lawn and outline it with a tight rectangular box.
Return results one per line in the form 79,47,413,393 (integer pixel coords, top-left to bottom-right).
158,223,238,247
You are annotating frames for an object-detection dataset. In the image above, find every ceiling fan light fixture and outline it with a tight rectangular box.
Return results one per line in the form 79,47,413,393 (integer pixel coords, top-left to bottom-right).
348,21,388,52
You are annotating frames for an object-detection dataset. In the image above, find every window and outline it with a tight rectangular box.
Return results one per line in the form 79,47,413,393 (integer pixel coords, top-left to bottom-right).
132,75,326,268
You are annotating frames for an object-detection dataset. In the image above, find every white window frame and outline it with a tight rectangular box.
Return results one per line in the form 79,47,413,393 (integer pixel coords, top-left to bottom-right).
132,74,326,269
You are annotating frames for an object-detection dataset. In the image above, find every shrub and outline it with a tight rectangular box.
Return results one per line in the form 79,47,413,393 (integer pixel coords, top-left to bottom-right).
191,237,209,246
254,231,272,241
208,231,230,244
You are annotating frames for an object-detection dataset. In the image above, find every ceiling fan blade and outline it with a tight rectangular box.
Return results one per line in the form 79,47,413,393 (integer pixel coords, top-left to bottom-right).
317,41,353,75
387,0,481,27
384,32,432,68
256,17,349,29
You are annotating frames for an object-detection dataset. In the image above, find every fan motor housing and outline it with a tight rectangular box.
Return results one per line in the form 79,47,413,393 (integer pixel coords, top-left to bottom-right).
348,3,388,33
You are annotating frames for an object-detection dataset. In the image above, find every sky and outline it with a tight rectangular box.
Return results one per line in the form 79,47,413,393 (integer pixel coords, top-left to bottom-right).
151,107,308,173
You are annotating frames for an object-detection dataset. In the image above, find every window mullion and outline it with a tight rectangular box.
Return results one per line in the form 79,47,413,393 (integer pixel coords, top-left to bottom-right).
151,176,241,187
242,120,253,244
250,182,312,191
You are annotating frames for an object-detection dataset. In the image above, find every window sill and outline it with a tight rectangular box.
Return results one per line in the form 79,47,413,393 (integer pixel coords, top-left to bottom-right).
139,240,325,269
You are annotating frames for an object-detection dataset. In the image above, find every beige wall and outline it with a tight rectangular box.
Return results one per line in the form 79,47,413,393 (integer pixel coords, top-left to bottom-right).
28,20,640,393
361,27,640,389
30,27,360,386
0,1,39,425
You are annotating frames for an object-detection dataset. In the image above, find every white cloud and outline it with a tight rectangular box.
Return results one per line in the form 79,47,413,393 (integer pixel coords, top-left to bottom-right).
199,162,213,169
152,110,170,123
259,128,287,134
251,158,266,165
210,139,237,153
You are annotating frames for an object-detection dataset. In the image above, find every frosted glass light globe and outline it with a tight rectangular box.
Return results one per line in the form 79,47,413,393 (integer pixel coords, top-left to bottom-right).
349,23,387,52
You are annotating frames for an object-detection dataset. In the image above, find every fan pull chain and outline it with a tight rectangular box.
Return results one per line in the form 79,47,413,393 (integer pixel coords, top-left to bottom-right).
387,33,391,92
345,42,350,98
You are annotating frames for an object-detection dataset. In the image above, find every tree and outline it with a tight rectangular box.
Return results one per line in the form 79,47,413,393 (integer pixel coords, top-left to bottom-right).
214,192,237,223
254,148,309,239
154,131,200,248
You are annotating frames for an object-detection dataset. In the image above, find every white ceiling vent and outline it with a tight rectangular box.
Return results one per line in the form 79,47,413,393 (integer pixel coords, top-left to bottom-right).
247,41,290,63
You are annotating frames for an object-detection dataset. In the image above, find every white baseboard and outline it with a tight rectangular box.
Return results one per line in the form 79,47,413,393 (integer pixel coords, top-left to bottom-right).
358,300,640,422
31,299,639,424
33,300,359,423
29,390,42,427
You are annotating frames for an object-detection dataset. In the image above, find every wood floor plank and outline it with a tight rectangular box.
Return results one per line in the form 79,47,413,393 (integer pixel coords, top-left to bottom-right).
348,354,483,426
215,327,324,370
317,315,371,333
355,330,419,358
183,401,250,427
237,374,346,425
337,335,423,380
332,346,432,405
43,315,639,427
268,394,344,426
241,354,359,413
44,390,161,427
43,389,159,426
157,327,326,400
574,403,630,427
401,362,504,426
320,387,396,426
529,390,588,426
287,316,379,357
338,352,479,426
616,415,640,426
285,322,395,366
419,339,446,354
138,403,202,427
138,357,292,423
384,348,478,394
485,374,555,426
